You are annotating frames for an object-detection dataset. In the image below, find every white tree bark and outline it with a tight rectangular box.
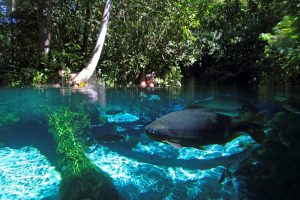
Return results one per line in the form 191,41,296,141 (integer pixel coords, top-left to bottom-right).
72,0,112,85
7,0,16,12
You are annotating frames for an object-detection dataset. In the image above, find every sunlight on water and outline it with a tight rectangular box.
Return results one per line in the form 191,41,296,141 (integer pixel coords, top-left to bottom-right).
107,112,140,123
0,147,61,199
87,135,255,200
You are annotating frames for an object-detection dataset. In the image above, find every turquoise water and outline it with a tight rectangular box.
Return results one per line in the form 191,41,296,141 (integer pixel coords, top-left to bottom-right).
0,85,299,199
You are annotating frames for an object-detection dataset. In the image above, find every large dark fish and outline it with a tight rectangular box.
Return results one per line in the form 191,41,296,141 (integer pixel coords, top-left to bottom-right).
145,108,266,148
189,95,258,118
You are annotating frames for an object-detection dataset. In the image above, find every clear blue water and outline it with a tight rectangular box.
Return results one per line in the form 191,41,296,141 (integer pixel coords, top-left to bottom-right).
0,84,299,199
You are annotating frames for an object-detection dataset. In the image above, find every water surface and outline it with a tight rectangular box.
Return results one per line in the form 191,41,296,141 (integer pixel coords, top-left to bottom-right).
0,84,299,199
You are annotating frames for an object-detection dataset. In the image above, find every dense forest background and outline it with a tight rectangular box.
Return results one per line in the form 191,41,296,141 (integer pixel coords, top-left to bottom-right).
0,0,299,87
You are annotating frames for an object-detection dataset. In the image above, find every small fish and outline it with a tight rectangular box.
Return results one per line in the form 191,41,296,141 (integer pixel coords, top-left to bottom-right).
145,108,267,148
274,95,289,102
189,95,258,118
282,101,300,115
275,95,300,115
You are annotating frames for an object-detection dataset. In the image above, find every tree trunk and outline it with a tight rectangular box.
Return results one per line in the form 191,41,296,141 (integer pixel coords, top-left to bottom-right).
72,0,112,85
8,0,16,64
37,0,52,67
7,0,16,12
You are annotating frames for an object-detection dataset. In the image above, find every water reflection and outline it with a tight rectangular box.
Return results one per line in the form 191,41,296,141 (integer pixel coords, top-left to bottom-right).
59,84,107,106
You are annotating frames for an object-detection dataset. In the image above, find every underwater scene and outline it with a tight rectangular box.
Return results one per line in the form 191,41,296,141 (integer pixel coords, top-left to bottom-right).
0,84,300,199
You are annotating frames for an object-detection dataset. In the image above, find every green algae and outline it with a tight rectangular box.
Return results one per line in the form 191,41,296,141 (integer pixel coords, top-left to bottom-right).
0,111,20,130
48,108,119,200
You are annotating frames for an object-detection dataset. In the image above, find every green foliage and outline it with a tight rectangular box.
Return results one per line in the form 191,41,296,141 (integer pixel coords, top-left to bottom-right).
259,15,300,84
259,33,272,44
48,108,119,199
188,0,284,83
0,0,299,86
4,68,22,87
32,69,49,87
1,67,49,87
49,43,85,75
99,0,200,86
155,66,183,86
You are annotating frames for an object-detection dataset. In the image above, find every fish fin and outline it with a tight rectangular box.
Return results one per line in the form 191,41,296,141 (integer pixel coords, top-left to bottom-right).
217,112,238,117
164,140,182,148
188,97,214,108
274,95,289,102
282,103,300,115
248,129,266,144
248,110,269,125
193,96,214,103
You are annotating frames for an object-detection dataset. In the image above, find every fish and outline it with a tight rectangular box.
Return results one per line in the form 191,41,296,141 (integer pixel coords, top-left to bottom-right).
274,95,289,102
145,108,267,148
188,95,258,118
274,95,300,115
281,102,300,115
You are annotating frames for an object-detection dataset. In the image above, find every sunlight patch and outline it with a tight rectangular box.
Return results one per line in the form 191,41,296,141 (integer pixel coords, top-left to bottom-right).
87,144,242,199
0,146,60,200
133,141,179,158
222,135,257,156
107,112,139,123
131,135,255,161
148,94,161,101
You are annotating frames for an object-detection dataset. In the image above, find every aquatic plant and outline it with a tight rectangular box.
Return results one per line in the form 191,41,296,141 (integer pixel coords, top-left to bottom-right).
48,108,119,200
236,112,300,199
0,111,20,130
